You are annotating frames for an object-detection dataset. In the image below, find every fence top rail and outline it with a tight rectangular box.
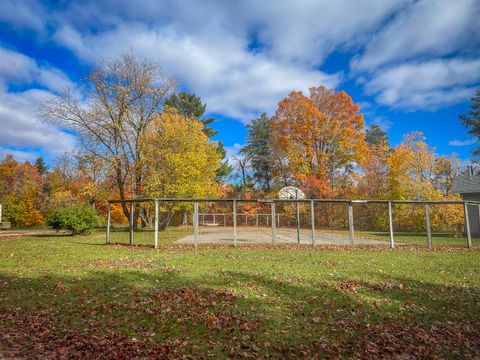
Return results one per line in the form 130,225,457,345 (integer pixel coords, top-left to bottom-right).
108,198,251,203
107,198,478,205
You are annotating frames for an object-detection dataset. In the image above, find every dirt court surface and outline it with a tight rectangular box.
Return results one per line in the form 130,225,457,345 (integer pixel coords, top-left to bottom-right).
175,226,389,245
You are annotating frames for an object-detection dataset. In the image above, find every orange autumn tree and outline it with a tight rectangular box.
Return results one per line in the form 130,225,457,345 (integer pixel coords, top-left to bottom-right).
269,86,367,197
0,155,44,226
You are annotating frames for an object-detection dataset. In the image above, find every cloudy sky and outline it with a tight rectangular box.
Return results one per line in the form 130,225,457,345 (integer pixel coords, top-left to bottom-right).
0,0,479,163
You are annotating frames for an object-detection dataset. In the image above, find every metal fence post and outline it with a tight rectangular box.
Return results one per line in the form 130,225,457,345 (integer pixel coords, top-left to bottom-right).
348,203,354,244
129,201,134,246
194,202,199,250
464,202,472,249
296,201,301,244
106,202,111,244
271,202,276,244
233,199,237,247
154,199,159,249
310,200,315,246
388,201,394,249
424,204,432,249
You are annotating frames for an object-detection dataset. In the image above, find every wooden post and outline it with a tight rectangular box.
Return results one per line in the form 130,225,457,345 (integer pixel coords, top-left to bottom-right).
425,204,432,249
310,200,315,246
129,201,134,246
348,203,354,244
388,201,394,249
106,202,111,244
233,199,237,247
194,202,199,250
271,202,276,244
154,200,159,249
464,202,472,249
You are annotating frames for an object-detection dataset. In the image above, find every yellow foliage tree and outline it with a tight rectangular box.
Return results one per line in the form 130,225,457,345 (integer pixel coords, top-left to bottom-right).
142,108,221,228
387,132,463,233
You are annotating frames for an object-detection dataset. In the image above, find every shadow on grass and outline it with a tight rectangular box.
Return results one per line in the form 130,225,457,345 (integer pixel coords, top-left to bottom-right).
28,233,75,238
0,263,479,358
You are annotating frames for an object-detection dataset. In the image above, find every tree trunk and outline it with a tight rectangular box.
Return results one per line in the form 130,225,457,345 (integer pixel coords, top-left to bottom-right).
138,207,152,228
158,211,174,231
116,167,130,221
132,172,143,229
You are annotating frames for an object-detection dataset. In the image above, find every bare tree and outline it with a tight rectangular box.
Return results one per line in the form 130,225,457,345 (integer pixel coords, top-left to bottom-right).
231,155,252,189
41,53,176,226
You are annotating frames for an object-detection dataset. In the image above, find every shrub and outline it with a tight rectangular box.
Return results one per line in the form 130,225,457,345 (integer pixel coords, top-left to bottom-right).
47,205,99,235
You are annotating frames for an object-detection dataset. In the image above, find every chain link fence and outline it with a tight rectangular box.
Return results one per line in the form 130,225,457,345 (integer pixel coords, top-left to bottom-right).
106,198,479,249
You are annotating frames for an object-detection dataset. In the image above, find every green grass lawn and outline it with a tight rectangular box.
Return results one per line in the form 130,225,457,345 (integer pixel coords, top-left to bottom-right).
107,225,475,248
352,230,474,247
0,228,479,358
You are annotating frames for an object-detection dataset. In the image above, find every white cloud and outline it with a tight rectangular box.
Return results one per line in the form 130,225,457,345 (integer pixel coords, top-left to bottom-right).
40,0,408,120
352,0,480,71
350,0,480,111
357,101,373,112
224,143,244,165
0,46,76,160
0,47,34,81
0,85,76,158
52,23,341,120
0,47,74,93
366,59,480,93
0,148,39,163
238,0,409,65
377,86,476,111
46,0,407,65
0,0,46,30
370,117,392,131
0,0,479,120
364,58,480,109
449,139,477,147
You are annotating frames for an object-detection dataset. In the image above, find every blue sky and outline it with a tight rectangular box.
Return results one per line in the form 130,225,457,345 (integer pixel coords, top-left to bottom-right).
0,0,479,165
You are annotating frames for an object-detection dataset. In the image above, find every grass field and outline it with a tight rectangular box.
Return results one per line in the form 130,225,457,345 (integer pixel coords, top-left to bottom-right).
106,225,475,248
1,228,479,358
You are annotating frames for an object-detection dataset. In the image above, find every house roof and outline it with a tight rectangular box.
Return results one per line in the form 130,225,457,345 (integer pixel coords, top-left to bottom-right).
451,172,480,194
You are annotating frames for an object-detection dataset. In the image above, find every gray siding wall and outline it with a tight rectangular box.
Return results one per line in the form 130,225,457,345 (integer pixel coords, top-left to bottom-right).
461,193,480,236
